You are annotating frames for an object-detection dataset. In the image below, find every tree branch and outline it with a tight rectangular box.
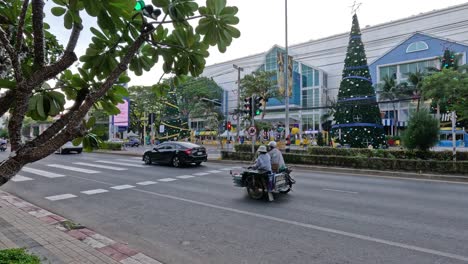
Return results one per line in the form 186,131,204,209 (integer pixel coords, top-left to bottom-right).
65,23,83,53
15,0,30,53
0,90,15,117
149,15,202,25
32,0,45,68
0,27,23,82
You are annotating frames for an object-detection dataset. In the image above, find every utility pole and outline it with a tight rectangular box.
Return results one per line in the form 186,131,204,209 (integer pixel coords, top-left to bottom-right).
284,0,290,140
233,64,243,143
251,95,255,154
452,111,457,162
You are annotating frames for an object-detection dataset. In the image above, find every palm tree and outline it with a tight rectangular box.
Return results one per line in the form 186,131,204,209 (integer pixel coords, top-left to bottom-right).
406,71,425,112
378,76,401,136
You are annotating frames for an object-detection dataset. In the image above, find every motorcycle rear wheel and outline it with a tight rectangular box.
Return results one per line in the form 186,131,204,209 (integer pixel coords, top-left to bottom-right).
246,176,265,200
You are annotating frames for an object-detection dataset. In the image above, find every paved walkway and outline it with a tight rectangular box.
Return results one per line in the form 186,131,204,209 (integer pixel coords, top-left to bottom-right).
0,191,162,264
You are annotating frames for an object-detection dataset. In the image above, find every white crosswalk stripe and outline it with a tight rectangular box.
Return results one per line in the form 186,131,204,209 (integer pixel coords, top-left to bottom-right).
81,189,109,195
45,194,77,201
193,172,209,176
96,160,145,168
73,162,128,171
11,175,33,182
116,159,144,164
136,181,158,186
220,168,232,171
111,185,135,190
207,170,222,173
22,167,66,178
47,164,100,174
158,178,177,182
176,175,195,179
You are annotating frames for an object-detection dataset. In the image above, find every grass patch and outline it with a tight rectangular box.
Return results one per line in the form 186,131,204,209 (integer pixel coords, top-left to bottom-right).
59,220,84,231
0,248,41,264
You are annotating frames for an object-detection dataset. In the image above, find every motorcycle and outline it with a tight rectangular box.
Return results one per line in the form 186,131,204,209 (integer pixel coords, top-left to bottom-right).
231,167,295,201
0,142,6,152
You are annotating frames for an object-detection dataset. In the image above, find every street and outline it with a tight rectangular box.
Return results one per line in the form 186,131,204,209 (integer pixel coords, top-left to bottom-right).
1,151,468,264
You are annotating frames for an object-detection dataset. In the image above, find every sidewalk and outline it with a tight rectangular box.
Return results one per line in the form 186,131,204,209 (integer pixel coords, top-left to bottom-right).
0,191,162,264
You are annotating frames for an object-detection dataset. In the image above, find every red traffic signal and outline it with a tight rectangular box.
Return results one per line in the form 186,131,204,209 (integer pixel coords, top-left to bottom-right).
226,121,232,131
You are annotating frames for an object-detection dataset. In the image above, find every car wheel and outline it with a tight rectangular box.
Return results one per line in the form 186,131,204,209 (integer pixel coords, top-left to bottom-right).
77,150,82,154
172,156,180,168
144,155,152,165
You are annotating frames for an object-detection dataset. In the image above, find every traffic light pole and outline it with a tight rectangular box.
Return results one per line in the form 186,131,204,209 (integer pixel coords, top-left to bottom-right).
251,95,255,154
234,64,243,143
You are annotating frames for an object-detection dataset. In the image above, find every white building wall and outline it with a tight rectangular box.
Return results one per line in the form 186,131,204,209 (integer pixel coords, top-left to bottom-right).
202,3,468,119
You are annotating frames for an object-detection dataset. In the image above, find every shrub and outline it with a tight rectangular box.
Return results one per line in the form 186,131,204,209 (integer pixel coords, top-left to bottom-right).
402,110,439,151
0,248,41,264
98,141,122,150
0,128,8,138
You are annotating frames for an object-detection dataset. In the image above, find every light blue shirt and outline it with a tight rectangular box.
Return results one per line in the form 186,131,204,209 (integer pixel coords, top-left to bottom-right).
253,153,271,172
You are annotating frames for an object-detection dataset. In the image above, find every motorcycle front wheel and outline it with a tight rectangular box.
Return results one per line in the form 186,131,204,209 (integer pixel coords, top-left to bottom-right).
246,175,265,200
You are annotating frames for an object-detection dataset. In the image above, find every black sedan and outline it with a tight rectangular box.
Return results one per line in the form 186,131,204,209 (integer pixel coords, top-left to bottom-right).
142,141,208,167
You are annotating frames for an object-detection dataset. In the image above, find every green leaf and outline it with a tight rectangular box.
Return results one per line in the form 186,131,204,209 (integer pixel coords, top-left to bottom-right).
152,0,170,8
36,94,46,118
51,7,67,16
64,11,73,29
0,79,16,89
86,116,96,129
52,0,67,6
72,137,83,146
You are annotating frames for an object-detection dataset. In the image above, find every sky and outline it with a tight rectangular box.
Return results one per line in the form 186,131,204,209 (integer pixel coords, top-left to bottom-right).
43,0,468,86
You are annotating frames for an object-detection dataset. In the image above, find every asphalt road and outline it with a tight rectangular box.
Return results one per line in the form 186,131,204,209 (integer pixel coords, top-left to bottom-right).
1,151,468,264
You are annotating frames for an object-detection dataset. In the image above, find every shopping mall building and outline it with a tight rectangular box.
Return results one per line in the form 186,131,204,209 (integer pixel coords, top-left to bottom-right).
199,3,468,136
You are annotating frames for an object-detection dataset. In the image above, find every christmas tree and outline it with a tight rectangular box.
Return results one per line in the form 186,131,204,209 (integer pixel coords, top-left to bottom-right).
159,91,190,142
331,14,386,148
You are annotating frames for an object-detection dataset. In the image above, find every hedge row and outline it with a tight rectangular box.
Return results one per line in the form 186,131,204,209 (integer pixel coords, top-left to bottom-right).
221,151,468,175
307,147,468,161
98,142,123,150
233,144,468,161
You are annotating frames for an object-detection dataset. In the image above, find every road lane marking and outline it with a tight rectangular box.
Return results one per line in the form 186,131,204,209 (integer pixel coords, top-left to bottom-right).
47,164,100,174
158,178,177,182
11,175,34,182
323,188,359,194
111,185,135,190
74,162,128,171
81,189,109,195
131,188,468,263
220,168,232,171
22,167,66,178
231,167,242,169
193,172,209,176
176,175,195,179
131,157,142,160
45,194,77,201
136,181,158,185
60,173,468,263
207,170,222,173
116,159,144,164
96,160,145,168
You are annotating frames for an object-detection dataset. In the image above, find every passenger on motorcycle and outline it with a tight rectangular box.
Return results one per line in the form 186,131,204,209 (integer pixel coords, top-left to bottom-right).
250,145,271,173
268,141,285,173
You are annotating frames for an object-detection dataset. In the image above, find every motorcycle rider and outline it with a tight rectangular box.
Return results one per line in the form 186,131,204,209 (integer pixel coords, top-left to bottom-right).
268,141,285,173
0,137,7,151
251,145,271,173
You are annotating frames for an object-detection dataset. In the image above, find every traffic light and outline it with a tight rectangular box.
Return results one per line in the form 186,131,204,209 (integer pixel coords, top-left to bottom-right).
243,97,252,116
226,121,232,131
134,1,145,11
254,96,264,116
134,1,162,20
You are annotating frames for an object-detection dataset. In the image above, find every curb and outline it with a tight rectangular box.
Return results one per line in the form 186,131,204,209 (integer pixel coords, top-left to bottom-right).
209,159,468,183
0,191,163,264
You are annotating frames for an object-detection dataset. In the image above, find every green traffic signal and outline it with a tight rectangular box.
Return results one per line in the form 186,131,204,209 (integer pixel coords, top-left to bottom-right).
135,0,145,11
255,109,261,115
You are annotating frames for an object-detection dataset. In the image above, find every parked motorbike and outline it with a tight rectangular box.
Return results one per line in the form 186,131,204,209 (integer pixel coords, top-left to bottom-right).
231,167,295,201
0,142,6,152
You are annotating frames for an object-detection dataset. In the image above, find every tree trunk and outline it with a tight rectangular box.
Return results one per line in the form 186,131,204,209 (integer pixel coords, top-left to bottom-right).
0,158,24,186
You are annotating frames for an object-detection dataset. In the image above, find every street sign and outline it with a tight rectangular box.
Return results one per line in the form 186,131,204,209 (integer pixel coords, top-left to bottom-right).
159,125,165,133
248,126,257,136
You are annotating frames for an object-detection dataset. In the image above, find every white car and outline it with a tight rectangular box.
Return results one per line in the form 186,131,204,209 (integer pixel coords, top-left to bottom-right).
56,141,83,154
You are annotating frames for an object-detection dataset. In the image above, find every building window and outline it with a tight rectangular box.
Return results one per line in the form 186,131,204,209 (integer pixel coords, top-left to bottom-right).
302,88,320,108
302,65,313,87
406,41,429,53
379,65,397,81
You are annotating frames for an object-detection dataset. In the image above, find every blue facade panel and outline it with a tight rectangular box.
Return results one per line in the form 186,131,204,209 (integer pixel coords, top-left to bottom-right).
369,33,468,85
267,71,301,107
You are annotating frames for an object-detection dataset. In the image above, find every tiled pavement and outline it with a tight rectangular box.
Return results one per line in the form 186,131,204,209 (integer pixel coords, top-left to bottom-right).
0,191,162,264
